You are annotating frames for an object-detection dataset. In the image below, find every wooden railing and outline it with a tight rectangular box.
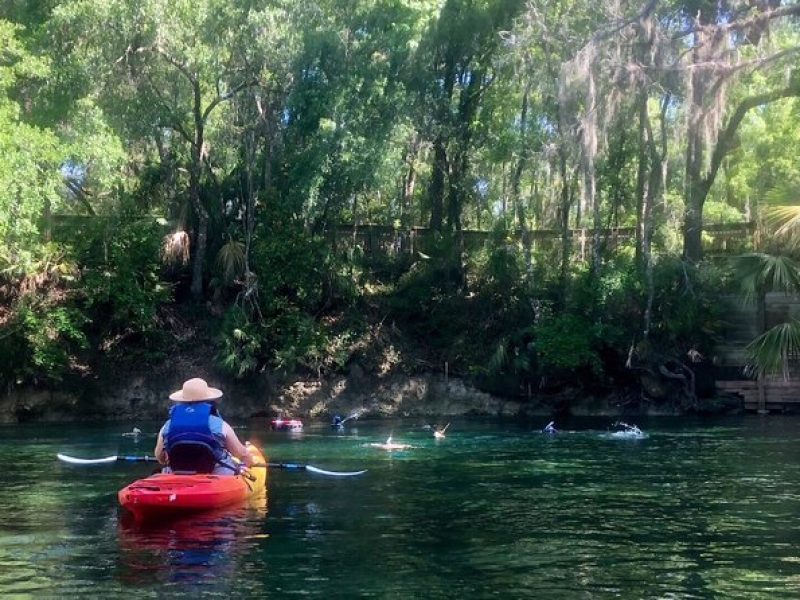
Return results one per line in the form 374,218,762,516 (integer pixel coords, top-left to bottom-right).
50,215,755,259
331,221,755,260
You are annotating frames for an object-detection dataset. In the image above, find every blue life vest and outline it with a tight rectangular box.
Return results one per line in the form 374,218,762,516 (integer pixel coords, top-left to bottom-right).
164,402,229,472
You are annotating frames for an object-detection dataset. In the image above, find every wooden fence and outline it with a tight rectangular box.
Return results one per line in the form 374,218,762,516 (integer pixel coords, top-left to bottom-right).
51,215,755,259
331,221,755,261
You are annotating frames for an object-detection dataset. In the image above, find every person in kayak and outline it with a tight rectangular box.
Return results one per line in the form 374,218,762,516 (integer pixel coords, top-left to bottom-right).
154,377,252,475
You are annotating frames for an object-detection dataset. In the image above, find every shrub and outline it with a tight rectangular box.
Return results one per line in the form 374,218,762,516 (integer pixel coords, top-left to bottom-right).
71,214,171,337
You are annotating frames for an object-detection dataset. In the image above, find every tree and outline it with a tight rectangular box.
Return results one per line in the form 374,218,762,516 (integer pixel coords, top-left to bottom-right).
51,0,260,298
675,2,800,262
411,0,525,234
0,19,63,272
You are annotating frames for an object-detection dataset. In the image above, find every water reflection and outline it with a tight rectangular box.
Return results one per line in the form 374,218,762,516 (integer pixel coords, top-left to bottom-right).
116,492,268,588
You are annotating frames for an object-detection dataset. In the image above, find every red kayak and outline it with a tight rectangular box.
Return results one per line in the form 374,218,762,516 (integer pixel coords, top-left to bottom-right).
118,445,267,523
270,418,303,431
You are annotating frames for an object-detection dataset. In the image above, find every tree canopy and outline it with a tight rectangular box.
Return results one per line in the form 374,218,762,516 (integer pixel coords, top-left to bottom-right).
2,0,799,400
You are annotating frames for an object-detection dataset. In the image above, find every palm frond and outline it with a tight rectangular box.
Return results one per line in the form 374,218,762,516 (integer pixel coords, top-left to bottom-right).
764,185,800,206
762,182,800,240
763,254,800,294
766,206,800,239
745,320,800,380
161,231,190,266
731,253,767,303
730,252,800,303
216,239,245,284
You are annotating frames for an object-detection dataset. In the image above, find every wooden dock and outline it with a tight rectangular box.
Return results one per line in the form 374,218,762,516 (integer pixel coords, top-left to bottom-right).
716,379,800,413
715,293,800,413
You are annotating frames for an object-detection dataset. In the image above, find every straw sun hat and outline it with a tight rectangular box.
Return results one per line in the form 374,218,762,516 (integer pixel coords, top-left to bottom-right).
169,378,223,402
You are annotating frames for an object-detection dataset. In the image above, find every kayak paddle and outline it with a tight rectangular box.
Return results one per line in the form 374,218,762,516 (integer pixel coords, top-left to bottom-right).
57,453,158,465
258,463,368,477
57,454,367,476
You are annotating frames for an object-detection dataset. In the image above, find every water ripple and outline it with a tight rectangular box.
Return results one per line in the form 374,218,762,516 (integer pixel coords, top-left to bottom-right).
1,417,799,597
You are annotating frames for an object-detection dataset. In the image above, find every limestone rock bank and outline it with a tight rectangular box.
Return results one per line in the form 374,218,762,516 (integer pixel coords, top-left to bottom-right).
0,366,743,424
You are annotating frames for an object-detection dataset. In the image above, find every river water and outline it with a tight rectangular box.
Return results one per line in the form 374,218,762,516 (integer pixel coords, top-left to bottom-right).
0,416,798,598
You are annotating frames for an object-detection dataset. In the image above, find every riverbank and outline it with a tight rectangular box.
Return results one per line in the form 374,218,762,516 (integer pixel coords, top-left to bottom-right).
0,355,745,423
0,295,751,423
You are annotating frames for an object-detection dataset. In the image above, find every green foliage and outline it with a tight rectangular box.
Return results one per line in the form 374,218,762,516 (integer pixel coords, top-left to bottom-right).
390,236,466,340
703,200,744,224
251,206,335,313
16,301,87,379
0,250,87,384
0,23,87,385
486,325,536,376
217,303,331,377
0,23,62,270
70,210,171,337
561,265,632,362
217,306,262,378
732,253,800,304
535,313,602,376
646,258,726,356
471,221,525,297
216,207,344,376
270,307,329,374
745,320,800,380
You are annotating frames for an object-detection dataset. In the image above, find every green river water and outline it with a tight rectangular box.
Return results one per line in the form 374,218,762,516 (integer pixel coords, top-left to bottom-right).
0,416,798,598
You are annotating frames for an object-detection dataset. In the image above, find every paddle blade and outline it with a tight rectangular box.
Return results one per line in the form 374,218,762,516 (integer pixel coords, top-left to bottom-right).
305,465,367,477
57,454,158,465
260,462,367,476
57,454,118,465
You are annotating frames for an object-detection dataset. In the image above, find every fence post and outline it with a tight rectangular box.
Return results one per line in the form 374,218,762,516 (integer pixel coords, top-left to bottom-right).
757,375,767,414
580,229,586,262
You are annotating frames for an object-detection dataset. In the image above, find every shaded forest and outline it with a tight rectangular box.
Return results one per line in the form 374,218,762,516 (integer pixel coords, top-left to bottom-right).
1,0,799,409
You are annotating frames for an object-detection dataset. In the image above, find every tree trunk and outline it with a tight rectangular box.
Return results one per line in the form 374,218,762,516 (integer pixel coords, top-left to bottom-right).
683,24,708,265
634,94,648,266
511,86,533,286
446,65,482,235
683,85,800,263
399,134,419,228
189,79,207,300
188,160,209,300
429,137,447,232
446,148,467,233
682,185,706,264
558,149,572,300
642,95,669,341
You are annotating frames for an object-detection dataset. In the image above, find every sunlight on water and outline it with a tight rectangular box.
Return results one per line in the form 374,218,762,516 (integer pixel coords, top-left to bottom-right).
0,416,799,598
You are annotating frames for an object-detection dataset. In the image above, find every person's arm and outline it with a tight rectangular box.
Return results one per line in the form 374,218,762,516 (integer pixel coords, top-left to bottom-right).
222,421,251,466
154,424,168,465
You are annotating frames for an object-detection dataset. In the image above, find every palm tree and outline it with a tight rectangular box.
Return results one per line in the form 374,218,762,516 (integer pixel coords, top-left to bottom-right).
734,184,800,379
